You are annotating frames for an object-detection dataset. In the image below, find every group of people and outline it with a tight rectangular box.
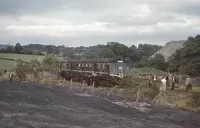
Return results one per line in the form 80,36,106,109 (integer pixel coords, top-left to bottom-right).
147,74,192,92
151,74,193,105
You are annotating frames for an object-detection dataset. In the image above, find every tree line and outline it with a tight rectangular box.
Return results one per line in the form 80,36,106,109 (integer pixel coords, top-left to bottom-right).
0,42,167,71
0,42,163,61
168,34,200,76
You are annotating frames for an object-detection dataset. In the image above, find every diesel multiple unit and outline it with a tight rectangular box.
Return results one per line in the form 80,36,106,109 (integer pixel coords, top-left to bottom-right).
59,58,130,87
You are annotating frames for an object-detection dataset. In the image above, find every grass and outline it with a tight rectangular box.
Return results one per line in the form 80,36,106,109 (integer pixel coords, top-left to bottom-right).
165,85,200,112
0,53,44,71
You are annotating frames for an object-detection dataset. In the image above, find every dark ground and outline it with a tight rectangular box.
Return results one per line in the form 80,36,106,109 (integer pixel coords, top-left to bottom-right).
0,80,200,128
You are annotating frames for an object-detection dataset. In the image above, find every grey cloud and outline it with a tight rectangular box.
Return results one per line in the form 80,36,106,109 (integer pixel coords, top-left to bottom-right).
178,2,200,16
0,0,67,15
0,0,200,47
99,13,186,28
156,1,200,17
0,0,118,15
1,0,200,17
1,25,198,47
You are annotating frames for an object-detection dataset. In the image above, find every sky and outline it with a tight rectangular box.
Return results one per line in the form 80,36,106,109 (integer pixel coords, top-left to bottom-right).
0,0,200,47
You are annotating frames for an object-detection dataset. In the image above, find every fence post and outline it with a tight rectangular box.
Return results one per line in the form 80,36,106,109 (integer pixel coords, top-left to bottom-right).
107,85,117,96
70,79,73,89
92,81,95,93
136,86,141,102
81,80,85,93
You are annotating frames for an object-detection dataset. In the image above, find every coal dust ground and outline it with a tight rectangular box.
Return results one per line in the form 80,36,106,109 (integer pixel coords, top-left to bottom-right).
0,80,200,128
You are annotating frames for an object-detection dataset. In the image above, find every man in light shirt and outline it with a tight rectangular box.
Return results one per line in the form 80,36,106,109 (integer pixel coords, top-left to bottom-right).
185,76,192,91
152,76,167,105
160,77,167,91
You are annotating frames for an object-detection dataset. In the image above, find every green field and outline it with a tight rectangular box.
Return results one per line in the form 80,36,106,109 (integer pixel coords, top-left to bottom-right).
0,53,44,71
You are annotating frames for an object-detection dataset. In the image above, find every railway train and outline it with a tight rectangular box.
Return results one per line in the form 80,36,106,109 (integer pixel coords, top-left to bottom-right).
59,58,131,87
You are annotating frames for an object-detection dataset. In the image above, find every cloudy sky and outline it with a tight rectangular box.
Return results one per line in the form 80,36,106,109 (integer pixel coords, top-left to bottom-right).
0,0,200,47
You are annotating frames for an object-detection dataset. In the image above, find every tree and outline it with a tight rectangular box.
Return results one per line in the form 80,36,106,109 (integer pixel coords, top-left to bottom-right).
168,34,200,76
129,45,140,62
168,49,182,72
98,47,116,58
138,44,162,57
148,54,168,71
107,42,131,59
134,56,149,68
46,45,54,54
5,45,13,52
15,43,23,53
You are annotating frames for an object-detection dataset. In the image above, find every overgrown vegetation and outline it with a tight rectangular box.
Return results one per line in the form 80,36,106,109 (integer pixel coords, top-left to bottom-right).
42,54,59,71
119,74,159,100
15,55,59,81
168,34,200,76
15,61,29,81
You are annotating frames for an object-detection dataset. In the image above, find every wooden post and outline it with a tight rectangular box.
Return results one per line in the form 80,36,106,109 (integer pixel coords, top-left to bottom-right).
70,79,73,89
151,93,159,104
92,81,95,93
136,86,141,102
81,80,85,93
107,85,117,96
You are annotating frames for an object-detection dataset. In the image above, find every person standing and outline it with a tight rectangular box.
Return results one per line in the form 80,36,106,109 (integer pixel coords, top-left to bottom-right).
185,77,192,91
171,76,176,90
8,73,13,82
4,70,7,74
152,76,167,105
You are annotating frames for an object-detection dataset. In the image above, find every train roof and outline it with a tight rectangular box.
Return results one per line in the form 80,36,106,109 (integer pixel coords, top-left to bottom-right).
61,58,121,63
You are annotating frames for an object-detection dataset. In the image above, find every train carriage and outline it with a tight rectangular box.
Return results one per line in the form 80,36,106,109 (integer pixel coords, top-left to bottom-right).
59,58,131,87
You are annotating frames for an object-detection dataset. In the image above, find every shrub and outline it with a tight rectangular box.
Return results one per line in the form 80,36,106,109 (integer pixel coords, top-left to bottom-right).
15,61,29,81
15,59,41,81
42,55,59,71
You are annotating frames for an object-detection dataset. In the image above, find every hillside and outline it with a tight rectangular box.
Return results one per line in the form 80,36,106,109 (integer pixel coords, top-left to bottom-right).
151,40,185,61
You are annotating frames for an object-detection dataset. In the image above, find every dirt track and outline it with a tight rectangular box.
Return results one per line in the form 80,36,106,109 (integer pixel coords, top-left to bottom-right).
0,80,200,128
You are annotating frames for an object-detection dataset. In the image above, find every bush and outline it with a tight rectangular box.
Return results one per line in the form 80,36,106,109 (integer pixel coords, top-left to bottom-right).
15,61,29,81
15,59,41,81
42,55,59,71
